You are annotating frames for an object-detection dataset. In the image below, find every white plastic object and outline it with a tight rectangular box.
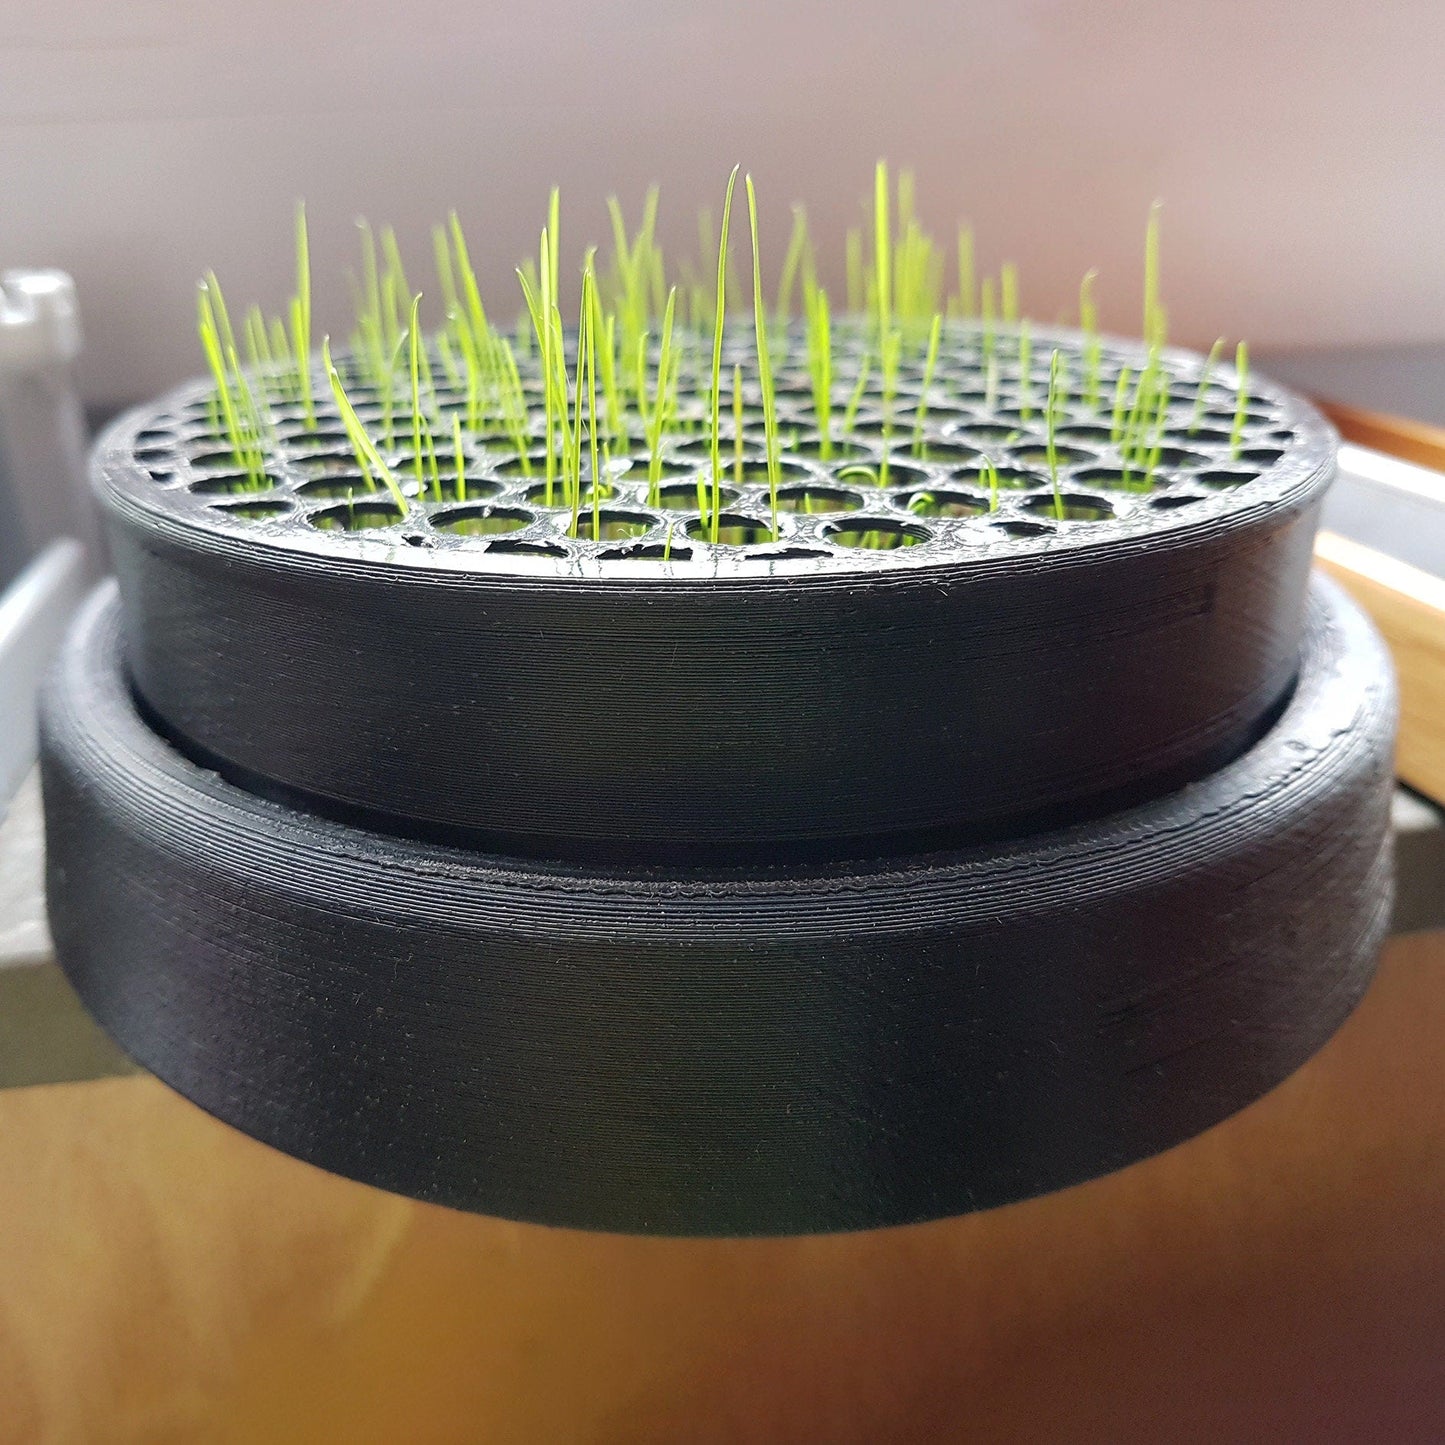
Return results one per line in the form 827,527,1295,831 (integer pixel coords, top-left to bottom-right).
0,270,82,372
0,540,88,813
0,270,98,585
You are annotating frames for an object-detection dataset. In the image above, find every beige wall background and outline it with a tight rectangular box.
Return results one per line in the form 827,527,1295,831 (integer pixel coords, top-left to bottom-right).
1,0,1442,409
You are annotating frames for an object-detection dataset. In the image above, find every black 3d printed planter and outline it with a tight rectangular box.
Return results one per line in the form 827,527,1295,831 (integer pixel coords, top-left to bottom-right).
97,330,1330,863
38,176,1398,1235
44,576,1393,1234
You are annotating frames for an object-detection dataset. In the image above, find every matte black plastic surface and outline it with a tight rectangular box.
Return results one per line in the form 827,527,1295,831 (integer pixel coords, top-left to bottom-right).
42,578,1395,1235
95,331,1337,863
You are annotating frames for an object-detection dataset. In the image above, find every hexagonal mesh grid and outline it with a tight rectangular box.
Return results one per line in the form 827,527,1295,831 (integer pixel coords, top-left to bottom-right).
113,324,1320,576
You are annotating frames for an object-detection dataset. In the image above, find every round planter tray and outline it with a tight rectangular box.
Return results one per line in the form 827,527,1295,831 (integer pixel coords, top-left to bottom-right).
43,575,1394,1236
97,328,1335,864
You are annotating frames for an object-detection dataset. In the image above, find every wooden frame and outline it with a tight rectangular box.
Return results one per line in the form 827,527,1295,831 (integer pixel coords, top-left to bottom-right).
1317,531,1445,806
1313,403,1445,807
1321,399,1445,475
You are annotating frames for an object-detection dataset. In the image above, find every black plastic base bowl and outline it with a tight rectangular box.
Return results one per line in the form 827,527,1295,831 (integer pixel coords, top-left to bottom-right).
42,576,1395,1236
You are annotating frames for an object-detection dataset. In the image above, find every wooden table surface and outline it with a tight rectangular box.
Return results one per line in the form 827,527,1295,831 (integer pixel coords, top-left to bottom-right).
1,932,1443,1444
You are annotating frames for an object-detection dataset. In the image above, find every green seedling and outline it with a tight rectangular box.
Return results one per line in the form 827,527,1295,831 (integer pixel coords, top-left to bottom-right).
243,305,272,370
517,228,563,503
1230,342,1250,457
197,274,266,487
841,350,872,437
582,260,603,541
805,283,833,459
1139,383,1170,487
452,413,467,502
1190,338,1226,434
242,305,278,410
747,174,782,538
496,337,532,471
1017,321,1033,421
1142,201,1163,347
1079,270,1101,410
1111,365,1133,446
873,160,893,346
408,294,441,500
197,283,256,484
191,165,1249,563
547,187,561,314
954,224,976,319
323,336,408,513
733,363,744,485
981,454,1000,512
1001,262,1019,325
606,186,662,375
873,161,903,486
775,205,812,333
645,288,679,503
291,203,315,428
707,166,740,544
1046,348,1065,517
892,172,944,334
910,313,943,456
597,309,623,448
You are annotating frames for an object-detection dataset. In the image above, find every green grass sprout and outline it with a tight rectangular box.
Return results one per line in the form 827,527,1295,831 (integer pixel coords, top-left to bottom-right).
598,308,623,448
733,363,744,485
1142,201,1163,346
1046,347,1065,517
1110,364,1133,446
517,229,561,504
268,317,293,395
197,283,255,483
981,277,997,364
197,273,266,488
582,259,603,541
1140,383,1170,487
954,225,976,318
407,294,441,500
873,161,902,486
1017,321,1033,421
746,174,782,539
323,335,408,513
873,160,892,347
842,350,871,437
548,187,561,315
243,305,275,394
805,283,833,458
1079,270,1101,410
189,165,1246,563
982,454,1000,512
911,313,943,456
1001,262,1019,325
1231,341,1250,457
453,413,467,502
775,205,812,331
708,166,741,544
1191,338,1225,434
291,203,315,428
645,287,679,503
496,337,532,473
